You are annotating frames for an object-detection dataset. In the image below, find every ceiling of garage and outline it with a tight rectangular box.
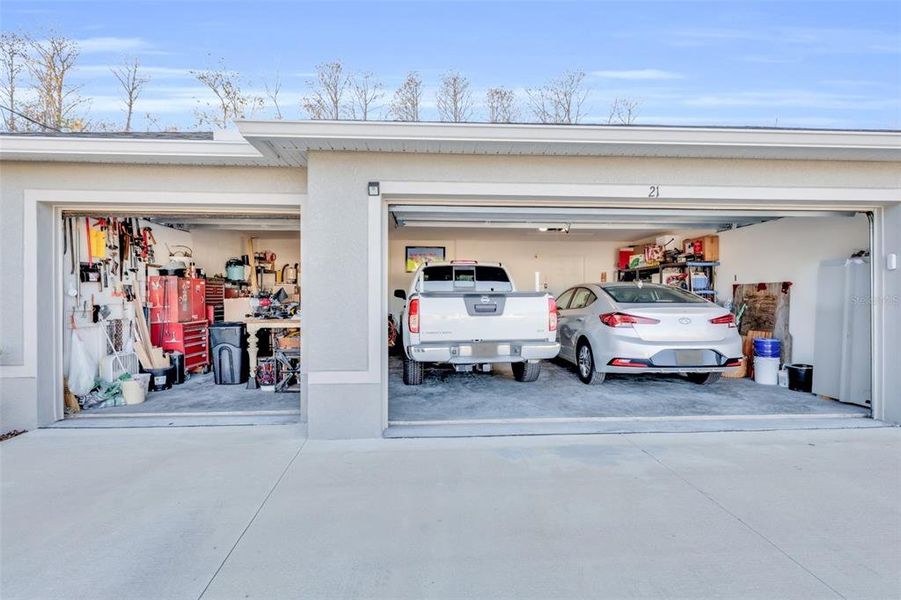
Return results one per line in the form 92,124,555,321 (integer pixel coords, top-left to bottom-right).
389,205,856,233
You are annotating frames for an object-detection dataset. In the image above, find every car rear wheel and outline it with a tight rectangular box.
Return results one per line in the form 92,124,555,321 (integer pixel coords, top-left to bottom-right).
687,372,721,385
577,342,606,385
403,357,424,385
512,361,541,382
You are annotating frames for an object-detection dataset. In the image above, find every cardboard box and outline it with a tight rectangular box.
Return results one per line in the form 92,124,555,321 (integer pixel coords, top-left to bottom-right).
684,235,720,261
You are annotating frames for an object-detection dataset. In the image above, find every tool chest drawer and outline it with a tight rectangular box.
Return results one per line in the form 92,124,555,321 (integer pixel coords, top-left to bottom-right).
150,320,210,372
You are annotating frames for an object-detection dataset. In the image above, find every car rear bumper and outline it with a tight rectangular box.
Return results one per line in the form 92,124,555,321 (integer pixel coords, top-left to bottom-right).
595,335,743,374
408,340,560,364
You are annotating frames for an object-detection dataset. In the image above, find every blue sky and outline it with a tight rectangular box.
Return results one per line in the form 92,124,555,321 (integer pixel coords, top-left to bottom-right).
2,0,899,130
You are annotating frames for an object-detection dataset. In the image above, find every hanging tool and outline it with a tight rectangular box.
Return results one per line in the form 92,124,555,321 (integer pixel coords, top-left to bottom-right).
85,218,93,267
68,218,76,275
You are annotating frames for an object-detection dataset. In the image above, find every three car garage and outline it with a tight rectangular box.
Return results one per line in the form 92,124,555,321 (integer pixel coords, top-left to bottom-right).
3,121,900,438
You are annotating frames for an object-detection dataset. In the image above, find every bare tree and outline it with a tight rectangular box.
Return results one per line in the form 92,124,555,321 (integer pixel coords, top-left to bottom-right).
25,32,88,130
110,58,149,131
0,32,27,131
389,71,422,122
485,86,517,123
608,97,640,125
526,70,588,124
144,112,180,132
301,61,348,120
264,72,283,119
436,71,473,122
348,71,383,120
191,58,263,129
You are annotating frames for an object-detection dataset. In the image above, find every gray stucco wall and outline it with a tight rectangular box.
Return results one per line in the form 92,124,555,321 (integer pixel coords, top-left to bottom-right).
881,204,901,424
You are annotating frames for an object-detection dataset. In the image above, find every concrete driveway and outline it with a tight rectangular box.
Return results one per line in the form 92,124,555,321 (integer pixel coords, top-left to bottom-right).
2,424,899,599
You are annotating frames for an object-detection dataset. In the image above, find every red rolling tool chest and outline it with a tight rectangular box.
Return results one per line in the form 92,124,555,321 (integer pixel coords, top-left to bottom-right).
151,320,209,372
148,275,209,372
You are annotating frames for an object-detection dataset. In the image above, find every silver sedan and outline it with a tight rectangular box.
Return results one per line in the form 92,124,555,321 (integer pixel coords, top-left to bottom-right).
555,282,743,385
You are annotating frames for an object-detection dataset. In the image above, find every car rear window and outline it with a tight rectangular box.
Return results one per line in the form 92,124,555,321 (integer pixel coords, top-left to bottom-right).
422,265,510,283
421,265,512,292
475,266,510,283
602,285,707,304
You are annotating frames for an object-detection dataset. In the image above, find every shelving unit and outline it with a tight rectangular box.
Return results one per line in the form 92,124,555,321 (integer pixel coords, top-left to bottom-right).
616,261,720,297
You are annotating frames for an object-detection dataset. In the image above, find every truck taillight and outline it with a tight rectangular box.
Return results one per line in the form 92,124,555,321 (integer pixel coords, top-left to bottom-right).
600,312,661,327
548,298,557,332
408,298,420,334
709,314,736,328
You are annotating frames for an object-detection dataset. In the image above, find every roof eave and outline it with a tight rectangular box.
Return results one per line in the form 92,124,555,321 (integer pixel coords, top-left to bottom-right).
236,120,901,163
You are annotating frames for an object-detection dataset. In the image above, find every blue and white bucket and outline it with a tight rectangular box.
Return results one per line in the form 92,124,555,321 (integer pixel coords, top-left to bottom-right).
753,338,782,358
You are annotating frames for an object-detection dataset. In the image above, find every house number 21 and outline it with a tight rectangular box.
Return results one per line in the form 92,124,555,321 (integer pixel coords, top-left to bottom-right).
648,185,660,198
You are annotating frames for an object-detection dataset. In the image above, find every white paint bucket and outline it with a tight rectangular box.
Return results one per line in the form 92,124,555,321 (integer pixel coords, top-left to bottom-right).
754,356,781,386
121,379,146,405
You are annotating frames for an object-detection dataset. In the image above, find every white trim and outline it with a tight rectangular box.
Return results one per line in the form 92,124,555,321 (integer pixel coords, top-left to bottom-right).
0,135,277,166
389,412,869,426
381,181,898,206
305,192,383,385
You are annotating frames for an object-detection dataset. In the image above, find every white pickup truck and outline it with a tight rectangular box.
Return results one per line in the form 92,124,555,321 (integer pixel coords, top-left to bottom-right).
394,261,560,385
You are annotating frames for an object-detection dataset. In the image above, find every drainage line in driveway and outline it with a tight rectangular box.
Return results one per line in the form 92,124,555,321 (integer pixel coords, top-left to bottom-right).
197,438,308,599
626,438,848,600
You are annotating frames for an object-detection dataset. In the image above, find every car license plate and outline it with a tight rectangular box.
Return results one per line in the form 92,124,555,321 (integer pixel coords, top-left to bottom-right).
675,350,703,365
473,343,499,358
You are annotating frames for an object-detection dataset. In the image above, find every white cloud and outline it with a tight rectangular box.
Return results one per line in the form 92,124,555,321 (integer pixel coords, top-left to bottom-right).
74,64,194,79
76,37,151,54
591,69,684,81
683,90,897,111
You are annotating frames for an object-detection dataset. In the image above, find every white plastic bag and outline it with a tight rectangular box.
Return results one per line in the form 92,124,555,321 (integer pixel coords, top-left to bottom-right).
68,330,97,396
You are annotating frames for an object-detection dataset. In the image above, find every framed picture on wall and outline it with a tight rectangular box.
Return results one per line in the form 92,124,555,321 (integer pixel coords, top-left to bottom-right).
405,246,445,272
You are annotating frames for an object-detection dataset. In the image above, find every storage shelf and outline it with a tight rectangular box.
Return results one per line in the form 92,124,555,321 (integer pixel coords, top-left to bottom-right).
616,261,720,298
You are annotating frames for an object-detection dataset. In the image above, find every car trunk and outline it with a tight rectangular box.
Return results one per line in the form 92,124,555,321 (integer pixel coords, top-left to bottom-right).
623,304,732,342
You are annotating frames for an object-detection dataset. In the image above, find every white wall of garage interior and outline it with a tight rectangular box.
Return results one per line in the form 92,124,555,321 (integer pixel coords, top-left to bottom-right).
0,160,306,432
302,150,900,439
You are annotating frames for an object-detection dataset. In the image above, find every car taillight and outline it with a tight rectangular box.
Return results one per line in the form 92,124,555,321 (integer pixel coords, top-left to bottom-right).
548,297,557,332
710,314,736,328
408,298,420,334
600,312,661,327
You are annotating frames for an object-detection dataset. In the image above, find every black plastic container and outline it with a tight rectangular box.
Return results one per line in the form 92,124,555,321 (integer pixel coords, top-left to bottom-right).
147,365,176,391
210,322,248,385
786,364,814,393
168,351,186,385
211,322,247,347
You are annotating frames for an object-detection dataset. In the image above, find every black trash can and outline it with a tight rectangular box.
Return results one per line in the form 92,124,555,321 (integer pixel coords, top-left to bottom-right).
210,322,248,385
786,364,814,393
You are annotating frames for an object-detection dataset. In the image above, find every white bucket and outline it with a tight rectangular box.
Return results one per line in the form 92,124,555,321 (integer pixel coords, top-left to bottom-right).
754,357,781,386
121,379,146,405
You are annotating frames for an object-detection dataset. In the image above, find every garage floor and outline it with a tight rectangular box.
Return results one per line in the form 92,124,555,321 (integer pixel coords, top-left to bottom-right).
71,372,300,416
388,356,869,422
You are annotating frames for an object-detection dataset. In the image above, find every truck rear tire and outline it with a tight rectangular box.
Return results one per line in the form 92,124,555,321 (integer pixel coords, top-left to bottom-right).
512,361,541,383
403,357,424,385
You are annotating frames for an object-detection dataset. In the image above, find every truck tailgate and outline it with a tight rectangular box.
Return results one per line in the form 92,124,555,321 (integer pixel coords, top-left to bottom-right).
417,292,551,343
